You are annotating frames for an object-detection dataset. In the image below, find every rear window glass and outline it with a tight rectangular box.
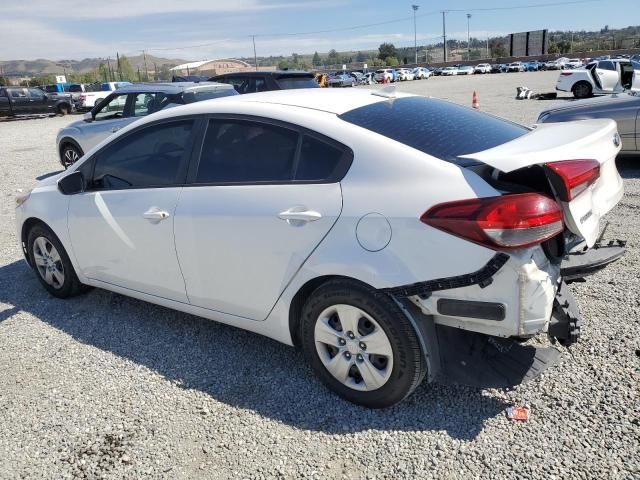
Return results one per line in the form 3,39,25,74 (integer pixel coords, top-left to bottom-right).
295,136,345,181
338,96,528,166
276,76,318,89
182,88,237,103
68,85,83,92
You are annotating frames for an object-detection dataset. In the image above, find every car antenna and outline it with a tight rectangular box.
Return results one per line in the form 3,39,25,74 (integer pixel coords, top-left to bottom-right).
372,84,396,99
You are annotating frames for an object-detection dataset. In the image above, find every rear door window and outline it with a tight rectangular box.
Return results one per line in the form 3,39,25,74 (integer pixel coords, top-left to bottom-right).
295,135,349,181
195,119,298,183
599,61,616,71
92,120,194,189
132,92,169,117
339,96,528,165
275,76,318,89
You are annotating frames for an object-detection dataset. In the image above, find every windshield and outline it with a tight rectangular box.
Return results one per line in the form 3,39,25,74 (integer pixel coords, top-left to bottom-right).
339,96,529,166
68,85,83,92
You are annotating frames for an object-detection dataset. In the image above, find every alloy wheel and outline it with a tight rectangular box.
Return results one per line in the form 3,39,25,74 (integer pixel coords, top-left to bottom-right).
314,304,393,391
33,236,65,289
63,148,79,166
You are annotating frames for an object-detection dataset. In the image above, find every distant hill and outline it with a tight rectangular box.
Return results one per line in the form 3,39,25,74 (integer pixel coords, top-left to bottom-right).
0,54,190,77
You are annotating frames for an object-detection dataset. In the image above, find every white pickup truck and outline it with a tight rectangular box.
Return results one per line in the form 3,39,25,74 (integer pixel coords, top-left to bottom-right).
74,81,132,111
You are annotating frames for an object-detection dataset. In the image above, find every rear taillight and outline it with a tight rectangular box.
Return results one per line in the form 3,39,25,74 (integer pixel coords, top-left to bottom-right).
421,193,564,250
545,159,600,201
78,94,86,101
560,71,573,76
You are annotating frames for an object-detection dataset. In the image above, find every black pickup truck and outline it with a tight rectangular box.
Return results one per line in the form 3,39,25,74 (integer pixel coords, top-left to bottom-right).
0,86,74,117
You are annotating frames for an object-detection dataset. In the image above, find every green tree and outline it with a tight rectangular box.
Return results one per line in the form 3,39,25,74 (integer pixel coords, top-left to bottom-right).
384,56,399,66
117,55,135,81
292,53,299,65
157,64,172,81
327,49,339,62
378,43,397,60
0,76,10,86
355,51,366,62
489,38,507,58
312,51,322,66
548,42,559,54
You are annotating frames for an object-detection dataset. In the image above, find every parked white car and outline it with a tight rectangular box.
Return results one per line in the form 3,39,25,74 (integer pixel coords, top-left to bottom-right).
474,63,492,74
412,67,431,79
396,69,415,81
76,82,132,111
556,58,640,98
16,89,625,408
374,69,394,83
566,58,585,69
440,66,458,76
507,62,525,72
457,65,474,75
545,57,569,70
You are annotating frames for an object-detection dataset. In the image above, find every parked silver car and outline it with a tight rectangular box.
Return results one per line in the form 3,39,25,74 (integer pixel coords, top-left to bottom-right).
56,82,236,167
537,92,639,154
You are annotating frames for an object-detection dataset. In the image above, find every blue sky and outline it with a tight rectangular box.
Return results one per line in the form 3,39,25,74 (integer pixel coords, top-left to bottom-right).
0,0,636,60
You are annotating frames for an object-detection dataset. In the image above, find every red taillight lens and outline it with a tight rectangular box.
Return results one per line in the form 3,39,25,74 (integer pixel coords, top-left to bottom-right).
421,193,564,250
545,159,600,201
560,72,573,76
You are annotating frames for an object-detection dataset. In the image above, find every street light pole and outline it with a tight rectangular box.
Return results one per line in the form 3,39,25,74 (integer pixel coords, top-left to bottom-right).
467,14,471,61
412,5,419,64
251,35,258,71
442,11,447,63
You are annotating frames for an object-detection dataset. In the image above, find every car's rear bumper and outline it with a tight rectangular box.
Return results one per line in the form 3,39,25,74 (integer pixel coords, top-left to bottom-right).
387,242,625,341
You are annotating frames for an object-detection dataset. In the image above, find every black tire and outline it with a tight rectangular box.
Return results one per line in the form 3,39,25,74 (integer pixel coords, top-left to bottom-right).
57,103,70,116
27,223,90,299
300,279,427,408
572,81,592,99
60,142,83,168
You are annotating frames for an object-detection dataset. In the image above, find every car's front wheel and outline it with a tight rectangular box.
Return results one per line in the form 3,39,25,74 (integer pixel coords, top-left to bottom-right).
27,223,89,298
301,279,426,408
60,143,83,168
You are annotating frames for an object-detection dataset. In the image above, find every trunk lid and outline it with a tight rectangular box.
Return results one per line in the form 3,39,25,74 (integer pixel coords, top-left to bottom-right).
460,119,624,247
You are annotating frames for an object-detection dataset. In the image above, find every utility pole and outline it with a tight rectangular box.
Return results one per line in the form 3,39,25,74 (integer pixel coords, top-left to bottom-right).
486,34,489,59
251,35,258,71
412,5,419,64
154,62,158,81
466,14,471,61
441,11,447,63
142,50,149,82
107,57,114,82
570,31,574,53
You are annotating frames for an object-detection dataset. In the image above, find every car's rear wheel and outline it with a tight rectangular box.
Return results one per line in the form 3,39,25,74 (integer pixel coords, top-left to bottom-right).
27,224,89,299
60,143,83,168
300,279,426,408
572,81,592,99
57,104,70,115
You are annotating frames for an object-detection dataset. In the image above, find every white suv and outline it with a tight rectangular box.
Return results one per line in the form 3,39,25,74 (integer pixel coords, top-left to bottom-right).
474,63,491,74
16,89,625,408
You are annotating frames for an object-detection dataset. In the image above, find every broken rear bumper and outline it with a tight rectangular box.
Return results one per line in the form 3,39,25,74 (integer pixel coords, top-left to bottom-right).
561,239,626,281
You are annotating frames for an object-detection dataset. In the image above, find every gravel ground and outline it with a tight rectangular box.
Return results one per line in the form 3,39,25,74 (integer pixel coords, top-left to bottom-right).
1,71,639,479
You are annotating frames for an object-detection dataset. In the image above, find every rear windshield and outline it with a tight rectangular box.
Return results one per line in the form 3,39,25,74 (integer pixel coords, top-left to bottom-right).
67,85,83,92
275,76,318,89
339,96,529,166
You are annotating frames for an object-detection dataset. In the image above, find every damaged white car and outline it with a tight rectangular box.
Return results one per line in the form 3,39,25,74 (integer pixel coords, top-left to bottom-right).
556,58,640,98
15,89,625,408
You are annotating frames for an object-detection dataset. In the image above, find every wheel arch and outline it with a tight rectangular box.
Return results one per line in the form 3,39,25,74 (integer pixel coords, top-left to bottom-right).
58,137,84,159
21,217,51,267
288,274,377,348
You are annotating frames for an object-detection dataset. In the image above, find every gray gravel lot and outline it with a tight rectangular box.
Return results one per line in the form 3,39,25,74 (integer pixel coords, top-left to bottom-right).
1,70,639,479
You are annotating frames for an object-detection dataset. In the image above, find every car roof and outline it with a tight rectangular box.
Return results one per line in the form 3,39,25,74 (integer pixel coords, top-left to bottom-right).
157,88,412,117
111,82,233,94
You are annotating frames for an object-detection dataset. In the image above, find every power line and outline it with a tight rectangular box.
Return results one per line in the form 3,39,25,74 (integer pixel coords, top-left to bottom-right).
136,0,603,56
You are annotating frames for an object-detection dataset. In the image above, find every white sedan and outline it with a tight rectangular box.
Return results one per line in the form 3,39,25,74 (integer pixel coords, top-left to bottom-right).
15,89,625,408
440,66,458,76
474,63,492,74
556,58,639,98
396,69,415,81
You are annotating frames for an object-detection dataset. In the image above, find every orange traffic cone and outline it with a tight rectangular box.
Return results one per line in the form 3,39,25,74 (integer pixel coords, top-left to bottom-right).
472,90,479,109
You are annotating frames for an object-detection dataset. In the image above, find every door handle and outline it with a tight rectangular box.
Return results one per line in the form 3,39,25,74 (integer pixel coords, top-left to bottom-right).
278,207,322,225
112,126,121,133
143,207,170,222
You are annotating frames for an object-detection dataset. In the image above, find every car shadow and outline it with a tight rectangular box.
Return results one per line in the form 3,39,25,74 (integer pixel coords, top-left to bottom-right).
0,259,509,439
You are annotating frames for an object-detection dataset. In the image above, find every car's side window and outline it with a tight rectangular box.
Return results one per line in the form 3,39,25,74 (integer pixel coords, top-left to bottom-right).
195,119,298,184
10,89,27,98
599,61,616,71
94,94,127,121
91,120,194,190
28,88,46,101
295,135,347,182
132,93,168,117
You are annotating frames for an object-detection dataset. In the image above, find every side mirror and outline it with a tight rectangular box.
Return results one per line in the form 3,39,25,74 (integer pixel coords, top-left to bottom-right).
58,171,85,195
83,112,93,122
